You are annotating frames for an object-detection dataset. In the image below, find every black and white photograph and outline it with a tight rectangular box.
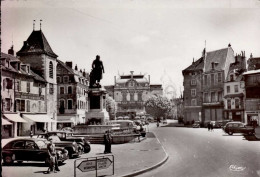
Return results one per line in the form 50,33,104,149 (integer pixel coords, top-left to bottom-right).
1,0,260,177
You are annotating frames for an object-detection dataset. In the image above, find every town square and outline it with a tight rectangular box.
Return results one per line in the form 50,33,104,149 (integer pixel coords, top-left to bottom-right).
1,1,260,177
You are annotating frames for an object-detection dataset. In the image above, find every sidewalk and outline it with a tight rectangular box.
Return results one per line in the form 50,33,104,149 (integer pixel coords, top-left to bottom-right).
1,132,168,177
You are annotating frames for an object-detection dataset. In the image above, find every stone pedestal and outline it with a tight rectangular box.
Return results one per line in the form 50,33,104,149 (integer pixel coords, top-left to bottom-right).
85,87,109,125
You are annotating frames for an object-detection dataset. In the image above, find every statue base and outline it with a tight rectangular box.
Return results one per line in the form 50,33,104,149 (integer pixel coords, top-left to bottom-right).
85,87,109,125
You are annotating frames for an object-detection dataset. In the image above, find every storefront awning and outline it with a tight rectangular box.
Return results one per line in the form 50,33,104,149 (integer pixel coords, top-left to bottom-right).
57,116,75,123
2,118,12,125
4,113,27,123
23,114,56,122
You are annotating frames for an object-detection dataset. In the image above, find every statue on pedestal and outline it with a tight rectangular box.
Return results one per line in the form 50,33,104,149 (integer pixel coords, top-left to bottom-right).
89,55,105,88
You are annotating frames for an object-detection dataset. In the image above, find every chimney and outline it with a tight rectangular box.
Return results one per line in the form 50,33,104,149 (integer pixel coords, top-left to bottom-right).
148,75,150,84
65,61,73,68
250,53,253,58
83,69,86,77
228,43,231,47
8,46,14,55
130,71,134,79
80,69,82,73
75,64,78,70
114,76,116,85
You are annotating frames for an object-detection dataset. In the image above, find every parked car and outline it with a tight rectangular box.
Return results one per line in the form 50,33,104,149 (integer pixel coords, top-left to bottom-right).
35,134,80,158
222,122,255,135
2,138,68,165
44,131,91,153
210,121,221,128
162,119,167,124
192,121,201,128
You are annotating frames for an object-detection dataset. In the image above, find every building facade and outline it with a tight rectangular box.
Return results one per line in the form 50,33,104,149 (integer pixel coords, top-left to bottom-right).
243,69,260,126
223,52,246,122
56,60,89,129
182,56,204,123
105,71,163,118
16,29,58,131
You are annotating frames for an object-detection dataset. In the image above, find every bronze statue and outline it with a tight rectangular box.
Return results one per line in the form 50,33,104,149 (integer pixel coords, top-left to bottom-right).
89,55,105,88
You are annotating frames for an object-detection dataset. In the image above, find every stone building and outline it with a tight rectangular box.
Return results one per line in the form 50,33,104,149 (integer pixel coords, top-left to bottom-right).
247,54,260,71
56,60,89,129
182,55,204,123
223,52,246,122
105,71,163,118
201,44,235,124
16,28,58,131
243,69,260,126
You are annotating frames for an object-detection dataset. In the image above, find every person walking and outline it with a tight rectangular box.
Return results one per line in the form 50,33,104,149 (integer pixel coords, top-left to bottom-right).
207,123,211,131
47,137,60,173
210,123,214,132
104,130,112,154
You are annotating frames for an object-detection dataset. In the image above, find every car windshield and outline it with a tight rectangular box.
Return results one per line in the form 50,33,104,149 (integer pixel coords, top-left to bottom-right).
35,140,47,148
50,135,61,142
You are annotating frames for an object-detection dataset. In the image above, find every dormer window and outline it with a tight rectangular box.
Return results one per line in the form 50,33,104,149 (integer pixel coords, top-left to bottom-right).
211,62,215,70
230,74,234,82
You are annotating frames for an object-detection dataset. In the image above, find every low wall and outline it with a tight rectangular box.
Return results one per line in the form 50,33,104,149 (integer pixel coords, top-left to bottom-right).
73,124,120,134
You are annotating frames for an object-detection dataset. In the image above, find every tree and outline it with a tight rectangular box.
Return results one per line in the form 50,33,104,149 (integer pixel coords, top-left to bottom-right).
106,96,117,120
144,95,173,121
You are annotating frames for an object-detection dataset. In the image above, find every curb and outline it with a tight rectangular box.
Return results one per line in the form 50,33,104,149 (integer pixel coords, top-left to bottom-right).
121,134,169,177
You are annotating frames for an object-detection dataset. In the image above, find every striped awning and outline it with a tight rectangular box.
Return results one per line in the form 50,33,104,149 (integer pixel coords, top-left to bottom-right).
4,113,27,123
2,118,12,125
23,114,56,122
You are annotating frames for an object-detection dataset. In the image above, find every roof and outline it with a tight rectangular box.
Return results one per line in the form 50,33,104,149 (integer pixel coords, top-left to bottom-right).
17,30,58,58
204,48,229,72
1,52,20,62
243,69,260,75
183,57,204,72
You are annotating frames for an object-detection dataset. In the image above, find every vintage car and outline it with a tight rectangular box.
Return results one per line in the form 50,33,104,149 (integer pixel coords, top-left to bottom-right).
2,138,68,165
41,131,91,153
192,121,201,128
222,122,255,135
35,134,81,158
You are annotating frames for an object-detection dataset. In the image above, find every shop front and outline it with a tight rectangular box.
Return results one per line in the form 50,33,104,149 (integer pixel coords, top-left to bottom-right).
57,116,75,130
245,111,260,126
3,113,27,137
1,118,13,138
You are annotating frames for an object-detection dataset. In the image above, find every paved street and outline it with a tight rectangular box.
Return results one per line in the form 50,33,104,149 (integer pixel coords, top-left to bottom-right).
140,120,260,177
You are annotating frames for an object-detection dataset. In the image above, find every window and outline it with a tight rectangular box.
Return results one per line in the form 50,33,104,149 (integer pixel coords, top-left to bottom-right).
63,76,69,83
16,81,21,91
230,75,234,81
204,92,209,102
13,141,25,149
49,84,54,94
211,92,216,102
6,78,13,89
60,87,65,94
204,75,208,85
191,79,196,85
68,100,73,109
68,86,72,94
235,99,240,109
5,98,11,111
191,89,196,97
191,99,197,106
57,76,61,83
49,61,53,78
211,74,214,86
39,84,42,96
227,86,230,93
27,82,30,93
227,99,231,109
218,73,222,83
218,91,222,102
38,101,41,112
234,85,239,93
25,141,36,149
26,100,30,112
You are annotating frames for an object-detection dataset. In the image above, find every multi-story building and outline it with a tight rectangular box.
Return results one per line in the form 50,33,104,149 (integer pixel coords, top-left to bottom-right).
223,52,246,122
16,28,58,131
243,69,260,126
1,48,47,136
56,60,89,129
202,44,235,124
247,53,260,71
182,55,204,123
105,71,163,118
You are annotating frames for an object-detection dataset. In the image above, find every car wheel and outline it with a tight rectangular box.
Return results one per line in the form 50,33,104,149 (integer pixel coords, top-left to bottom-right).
17,161,23,164
84,145,91,153
4,155,14,165
228,131,233,135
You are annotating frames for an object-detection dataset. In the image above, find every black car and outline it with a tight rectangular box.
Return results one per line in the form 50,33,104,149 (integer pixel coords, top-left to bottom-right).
35,134,81,158
222,122,255,135
2,138,68,165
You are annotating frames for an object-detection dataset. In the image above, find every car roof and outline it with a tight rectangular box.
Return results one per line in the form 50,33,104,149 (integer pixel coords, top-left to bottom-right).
8,137,47,142
227,121,243,124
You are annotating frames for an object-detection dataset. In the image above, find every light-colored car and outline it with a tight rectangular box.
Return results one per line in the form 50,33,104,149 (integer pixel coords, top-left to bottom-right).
162,119,167,124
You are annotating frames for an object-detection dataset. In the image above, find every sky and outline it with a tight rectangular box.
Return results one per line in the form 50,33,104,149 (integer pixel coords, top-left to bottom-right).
2,0,260,97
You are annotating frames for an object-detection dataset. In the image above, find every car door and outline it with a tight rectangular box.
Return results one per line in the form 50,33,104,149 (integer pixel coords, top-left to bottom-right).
24,140,39,161
12,140,25,160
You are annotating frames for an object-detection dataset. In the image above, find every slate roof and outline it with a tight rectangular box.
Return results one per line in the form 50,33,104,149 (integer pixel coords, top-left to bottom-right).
183,57,204,73
1,52,20,62
204,48,229,72
17,30,58,58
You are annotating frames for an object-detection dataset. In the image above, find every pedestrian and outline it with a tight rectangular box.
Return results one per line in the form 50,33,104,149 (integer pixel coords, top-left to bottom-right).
210,123,214,131
207,123,210,131
30,131,33,138
157,121,159,127
104,130,112,154
47,137,60,173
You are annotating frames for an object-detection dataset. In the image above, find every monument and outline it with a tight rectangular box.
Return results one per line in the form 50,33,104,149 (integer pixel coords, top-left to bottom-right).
85,55,109,125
